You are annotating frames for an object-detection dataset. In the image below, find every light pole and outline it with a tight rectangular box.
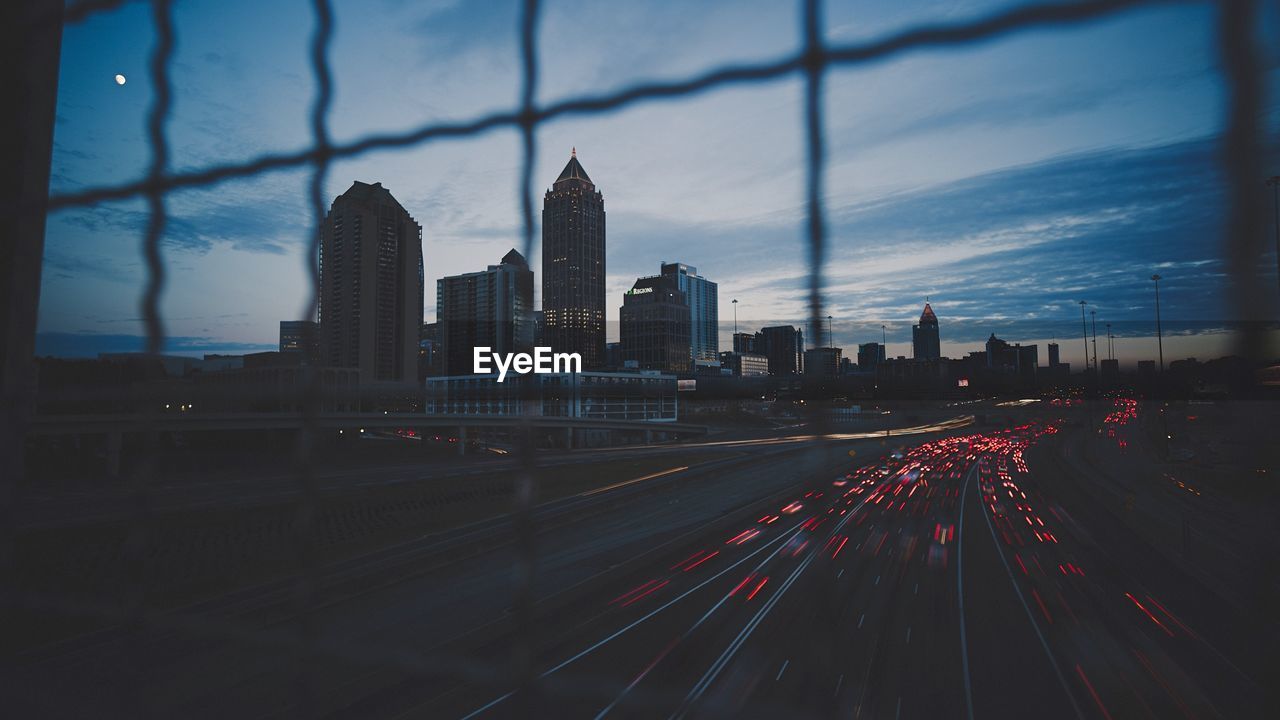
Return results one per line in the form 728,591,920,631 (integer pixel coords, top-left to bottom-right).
1151,274,1165,373
1090,310,1098,373
1079,300,1090,373
1106,322,1113,361
732,298,738,336
827,315,833,348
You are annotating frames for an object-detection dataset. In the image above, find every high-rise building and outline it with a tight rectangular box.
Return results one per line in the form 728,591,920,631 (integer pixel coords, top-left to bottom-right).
660,262,718,364
732,332,757,354
985,334,1038,377
279,320,318,359
912,302,941,361
542,149,606,369
437,249,534,375
857,342,885,371
619,272,690,374
318,181,424,386
804,347,842,377
1048,342,1061,367
757,325,804,376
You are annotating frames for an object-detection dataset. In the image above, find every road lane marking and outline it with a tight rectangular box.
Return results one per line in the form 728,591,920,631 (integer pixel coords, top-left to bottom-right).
459,516,810,720
974,454,1085,719
580,466,689,497
775,659,789,681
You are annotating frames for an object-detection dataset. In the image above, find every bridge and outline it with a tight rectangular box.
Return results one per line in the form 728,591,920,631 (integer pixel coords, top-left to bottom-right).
27,413,710,474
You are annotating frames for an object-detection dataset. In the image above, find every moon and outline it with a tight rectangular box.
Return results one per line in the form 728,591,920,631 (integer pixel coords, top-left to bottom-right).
114,74,126,85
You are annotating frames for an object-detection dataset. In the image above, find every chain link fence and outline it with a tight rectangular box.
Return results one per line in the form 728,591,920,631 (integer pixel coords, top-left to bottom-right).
5,0,1271,716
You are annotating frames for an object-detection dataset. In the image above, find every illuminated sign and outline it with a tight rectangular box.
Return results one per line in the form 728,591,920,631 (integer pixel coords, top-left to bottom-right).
627,286,653,295
957,378,969,387
677,379,697,392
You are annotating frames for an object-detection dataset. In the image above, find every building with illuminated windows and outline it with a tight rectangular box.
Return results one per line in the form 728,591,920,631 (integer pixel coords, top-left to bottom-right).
542,149,606,369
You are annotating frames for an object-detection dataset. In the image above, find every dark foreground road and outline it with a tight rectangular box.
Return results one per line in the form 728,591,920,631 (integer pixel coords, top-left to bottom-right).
6,409,1273,719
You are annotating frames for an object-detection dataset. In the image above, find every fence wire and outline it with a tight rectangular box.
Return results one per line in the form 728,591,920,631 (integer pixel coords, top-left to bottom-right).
12,0,1271,716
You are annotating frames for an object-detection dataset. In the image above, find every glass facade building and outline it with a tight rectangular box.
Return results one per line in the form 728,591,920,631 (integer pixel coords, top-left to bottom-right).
660,262,718,364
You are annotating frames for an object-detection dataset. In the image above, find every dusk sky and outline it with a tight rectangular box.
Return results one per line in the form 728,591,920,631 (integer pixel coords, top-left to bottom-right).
39,0,1280,367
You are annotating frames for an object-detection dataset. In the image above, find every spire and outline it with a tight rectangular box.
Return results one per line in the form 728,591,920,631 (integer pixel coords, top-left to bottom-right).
571,146,576,157
555,149,593,186
920,301,938,325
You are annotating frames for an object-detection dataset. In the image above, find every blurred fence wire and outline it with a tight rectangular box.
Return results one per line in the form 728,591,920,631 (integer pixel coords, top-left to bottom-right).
6,0,1271,716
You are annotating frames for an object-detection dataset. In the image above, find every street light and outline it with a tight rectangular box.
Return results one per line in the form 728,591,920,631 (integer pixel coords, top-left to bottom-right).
732,298,738,336
1151,274,1165,373
827,314,833,348
1078,300,1089,373
1090,309,1098,373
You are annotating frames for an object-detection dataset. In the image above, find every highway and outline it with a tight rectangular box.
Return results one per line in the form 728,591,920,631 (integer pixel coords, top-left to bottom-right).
6,405,1273,718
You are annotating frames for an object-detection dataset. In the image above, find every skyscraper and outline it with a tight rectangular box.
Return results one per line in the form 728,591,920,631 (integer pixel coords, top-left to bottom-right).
437,249,534,375
279,320,318,359
757,325,804,376
912,302,941,361
660,262,718,364
619,272,690,374
1048,342,1061,368
857,342,885,371
318,181,424,386
542,149,605,369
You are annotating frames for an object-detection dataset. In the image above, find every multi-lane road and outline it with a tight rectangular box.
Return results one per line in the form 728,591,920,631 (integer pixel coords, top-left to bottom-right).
7,404,1273,718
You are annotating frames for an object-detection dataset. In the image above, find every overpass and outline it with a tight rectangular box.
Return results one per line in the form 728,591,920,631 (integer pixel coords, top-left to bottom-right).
26,412,710,474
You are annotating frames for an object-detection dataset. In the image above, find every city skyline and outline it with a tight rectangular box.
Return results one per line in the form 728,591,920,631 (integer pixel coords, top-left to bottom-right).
35,0,1280,364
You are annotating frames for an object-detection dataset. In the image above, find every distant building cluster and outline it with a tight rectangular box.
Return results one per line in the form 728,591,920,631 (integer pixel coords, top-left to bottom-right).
200,148,1205,412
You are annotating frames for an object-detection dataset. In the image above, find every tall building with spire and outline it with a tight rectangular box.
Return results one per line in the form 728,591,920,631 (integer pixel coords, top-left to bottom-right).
912,301,941,361
318,181,424,387
542,149,606,369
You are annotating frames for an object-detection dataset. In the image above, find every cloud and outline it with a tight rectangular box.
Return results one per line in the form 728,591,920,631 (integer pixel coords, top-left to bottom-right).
55,182,309,256
35,332,278,358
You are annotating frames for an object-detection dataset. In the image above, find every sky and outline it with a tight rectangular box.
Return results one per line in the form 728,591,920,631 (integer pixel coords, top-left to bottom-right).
39,0,1280,368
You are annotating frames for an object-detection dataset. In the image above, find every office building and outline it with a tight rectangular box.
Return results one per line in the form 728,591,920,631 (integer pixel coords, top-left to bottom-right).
279,320,319,359
757,325,804,376
732,332,758,354
660,262,718,363
1048,342,1061,368
619,272,691,374
804,347,843,377
912,302,941,361
984,334,1037,372
542,149,606,368
857,342,885,371
719,351,769,377
436,249,535,375
318,181,424,386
